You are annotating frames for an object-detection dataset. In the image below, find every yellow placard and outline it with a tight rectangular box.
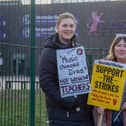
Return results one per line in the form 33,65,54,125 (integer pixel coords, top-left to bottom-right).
87,62,126,111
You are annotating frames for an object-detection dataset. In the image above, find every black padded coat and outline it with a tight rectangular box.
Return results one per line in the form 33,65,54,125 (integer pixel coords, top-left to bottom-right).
39,33,94,126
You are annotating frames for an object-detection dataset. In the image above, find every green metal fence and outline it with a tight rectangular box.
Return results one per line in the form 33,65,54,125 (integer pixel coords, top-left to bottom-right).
0,42,48,126
0,41,107,126
0,0,109,126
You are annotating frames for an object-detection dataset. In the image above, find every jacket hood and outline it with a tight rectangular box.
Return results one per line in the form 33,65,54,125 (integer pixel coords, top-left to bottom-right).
44,33,77,49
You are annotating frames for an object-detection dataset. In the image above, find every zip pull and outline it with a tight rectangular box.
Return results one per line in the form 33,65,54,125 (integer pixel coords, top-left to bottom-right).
66,112,69,118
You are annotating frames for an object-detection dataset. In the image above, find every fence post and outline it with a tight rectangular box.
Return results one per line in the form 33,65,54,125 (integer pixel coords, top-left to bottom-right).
30,0,35,126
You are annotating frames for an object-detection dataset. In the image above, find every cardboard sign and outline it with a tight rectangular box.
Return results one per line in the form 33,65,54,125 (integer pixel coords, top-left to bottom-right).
57,46,90,98
87,60,126,111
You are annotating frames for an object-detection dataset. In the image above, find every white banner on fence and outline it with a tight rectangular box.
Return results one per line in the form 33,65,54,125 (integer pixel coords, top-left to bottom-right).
57,46,90,98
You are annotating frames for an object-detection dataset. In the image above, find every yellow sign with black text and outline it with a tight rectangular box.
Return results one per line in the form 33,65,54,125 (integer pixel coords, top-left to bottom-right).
87,60,126,111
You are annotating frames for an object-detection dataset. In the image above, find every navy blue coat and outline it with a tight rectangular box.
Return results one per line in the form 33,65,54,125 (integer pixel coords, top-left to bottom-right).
39,33,94,126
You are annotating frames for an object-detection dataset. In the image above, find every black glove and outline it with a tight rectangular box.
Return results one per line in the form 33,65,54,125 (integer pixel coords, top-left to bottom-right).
61,96,77,110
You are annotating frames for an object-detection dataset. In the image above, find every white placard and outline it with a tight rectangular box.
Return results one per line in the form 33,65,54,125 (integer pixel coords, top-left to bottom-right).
57,46,90,98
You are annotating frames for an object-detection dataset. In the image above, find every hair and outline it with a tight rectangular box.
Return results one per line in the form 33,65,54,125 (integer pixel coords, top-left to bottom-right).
106,35,126,61
55,12,77,31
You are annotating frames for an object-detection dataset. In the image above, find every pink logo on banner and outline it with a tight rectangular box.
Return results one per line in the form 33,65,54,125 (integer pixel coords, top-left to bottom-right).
87,10,104,35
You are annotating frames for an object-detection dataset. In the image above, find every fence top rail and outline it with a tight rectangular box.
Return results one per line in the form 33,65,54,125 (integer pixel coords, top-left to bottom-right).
0,42,107,50
0,42,43,49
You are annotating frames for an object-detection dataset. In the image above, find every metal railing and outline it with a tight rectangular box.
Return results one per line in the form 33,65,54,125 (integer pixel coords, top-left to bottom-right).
0,0,111,126
0,42,107,126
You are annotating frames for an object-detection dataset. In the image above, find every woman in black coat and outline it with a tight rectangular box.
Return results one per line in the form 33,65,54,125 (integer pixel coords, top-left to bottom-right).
39,12,94,126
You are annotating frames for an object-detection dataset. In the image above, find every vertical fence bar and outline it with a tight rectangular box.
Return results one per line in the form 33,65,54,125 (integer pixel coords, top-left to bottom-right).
30,0,35,126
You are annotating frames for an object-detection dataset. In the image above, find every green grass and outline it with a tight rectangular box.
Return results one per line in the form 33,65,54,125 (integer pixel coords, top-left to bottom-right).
35,90,48,126
0,89,48,126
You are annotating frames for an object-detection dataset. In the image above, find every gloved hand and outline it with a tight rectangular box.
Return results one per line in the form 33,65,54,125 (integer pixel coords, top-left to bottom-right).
61,96,77,110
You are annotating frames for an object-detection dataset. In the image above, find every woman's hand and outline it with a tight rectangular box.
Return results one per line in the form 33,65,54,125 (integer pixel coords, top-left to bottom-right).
121,102,126,110
97,107,104,115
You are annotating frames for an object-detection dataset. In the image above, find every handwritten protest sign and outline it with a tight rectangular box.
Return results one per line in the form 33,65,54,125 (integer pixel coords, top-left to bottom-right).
57,46,90,98
87,60,126,111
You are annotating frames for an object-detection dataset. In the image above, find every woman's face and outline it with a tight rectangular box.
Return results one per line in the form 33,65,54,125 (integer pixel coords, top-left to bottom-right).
56,18,76,44
114,39,126,63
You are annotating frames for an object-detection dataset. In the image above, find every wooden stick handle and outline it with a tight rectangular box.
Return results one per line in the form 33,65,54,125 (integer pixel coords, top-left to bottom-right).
98,114,103,126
